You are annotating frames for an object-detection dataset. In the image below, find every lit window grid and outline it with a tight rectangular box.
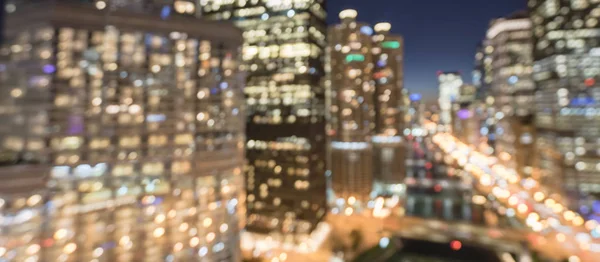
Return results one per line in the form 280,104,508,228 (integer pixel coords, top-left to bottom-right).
489,33,534,101
373,34,405,136
245,137,325,234
200,0,328,235
327,12,407,202
530,0,600,203
328,21,376,142
327,18,376,204
0,8,244,262
488,19,535,172
438,73,463,126
203,1,328,121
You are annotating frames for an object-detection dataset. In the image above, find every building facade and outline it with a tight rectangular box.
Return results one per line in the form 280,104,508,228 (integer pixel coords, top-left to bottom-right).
0,1,245,261
487,12,536,174
327,11,406,204
529,0,600,207
473,40,498,153
328,9,376,206
473,41,493,101
452,84,479,146
199,0,329,239
371,22,407,195
408,93,425,129
438,71,462,129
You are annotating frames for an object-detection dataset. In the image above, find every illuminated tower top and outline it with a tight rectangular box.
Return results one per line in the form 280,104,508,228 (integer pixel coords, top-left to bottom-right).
339,9,358,21
372,22,404,136
374,22,392,33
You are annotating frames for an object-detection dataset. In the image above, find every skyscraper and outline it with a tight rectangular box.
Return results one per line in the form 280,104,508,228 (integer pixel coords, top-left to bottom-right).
438,71,462,129
529,0,600,206
472,40,497,153
328,9,375,206
327,11,406,204
473,42,489,100
452,84,478,146
200,0,329,241
371,22,407,195
0,1,245,261
487,12,535,174
408,93,425,129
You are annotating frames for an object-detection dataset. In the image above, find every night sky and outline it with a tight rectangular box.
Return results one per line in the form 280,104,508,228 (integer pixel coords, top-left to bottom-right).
327,0,526,102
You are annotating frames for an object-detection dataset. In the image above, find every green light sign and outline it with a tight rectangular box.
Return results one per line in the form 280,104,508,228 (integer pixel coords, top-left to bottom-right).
345,54,365,63
381,41,400,49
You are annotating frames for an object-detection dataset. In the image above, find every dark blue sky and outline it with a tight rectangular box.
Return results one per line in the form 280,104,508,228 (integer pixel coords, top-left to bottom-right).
327,0,526,101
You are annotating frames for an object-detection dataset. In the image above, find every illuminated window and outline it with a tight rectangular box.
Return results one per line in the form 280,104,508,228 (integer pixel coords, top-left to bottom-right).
51,136,83,150
149,135,168,146
280,43,311,58
294,180,310,190
142,162,164,175
50,166,70,178
119,136,140,148
113,164,134,176
381,41,400,49
172,161,191,175
174,1,196,14
345,54,365,63
175,134,193,145
54,95,71,107
90,138,110,149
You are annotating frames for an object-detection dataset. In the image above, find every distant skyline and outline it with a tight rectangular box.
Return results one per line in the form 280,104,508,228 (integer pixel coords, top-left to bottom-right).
327,0,526,102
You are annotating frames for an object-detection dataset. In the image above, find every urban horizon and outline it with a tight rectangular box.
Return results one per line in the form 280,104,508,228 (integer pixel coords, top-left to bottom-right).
0,1,598,262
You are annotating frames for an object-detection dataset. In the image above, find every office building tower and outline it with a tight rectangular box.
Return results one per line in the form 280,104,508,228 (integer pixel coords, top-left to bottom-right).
200,0,329,239
452,84,478,146
473,44,486,99
438,71,462,129
0,1,245,261
328,9,375,205
328,11,406,202
529,0,600,205
408,93,425,128
459,84,477,104
371,22,407,195
473,40,494,100
487,12,536,174
472,41,497,153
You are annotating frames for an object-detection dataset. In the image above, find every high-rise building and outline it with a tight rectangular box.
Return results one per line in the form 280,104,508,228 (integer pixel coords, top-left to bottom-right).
529,0,600,206
437,71,462,128
458,84,477,104
328,9,376,206
327,11,406,202
472,40,497,153
474,40,495,100
371,22,407,195
408,93,425,128
0,1,245,261
452,84,478,146
199,0,329,240
487,12,536,174
473,43,487,100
